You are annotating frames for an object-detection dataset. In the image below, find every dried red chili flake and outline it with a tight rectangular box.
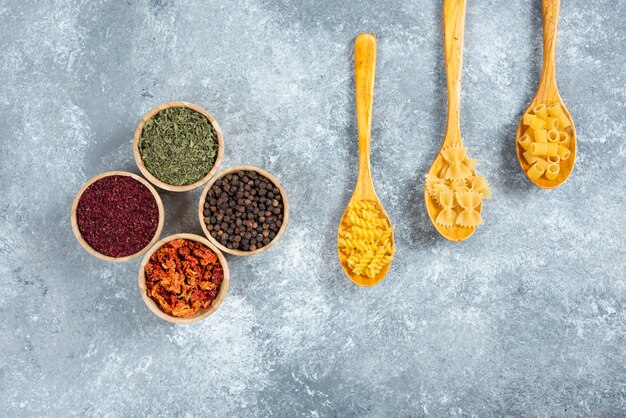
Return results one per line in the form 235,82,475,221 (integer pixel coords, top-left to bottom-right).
76,175,159,258
145,239,224,318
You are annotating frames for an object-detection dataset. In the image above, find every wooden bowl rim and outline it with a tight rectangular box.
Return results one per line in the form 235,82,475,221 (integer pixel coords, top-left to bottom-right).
198,165,289,256
137,233,230,324
133,101,225,192
71,171,165,262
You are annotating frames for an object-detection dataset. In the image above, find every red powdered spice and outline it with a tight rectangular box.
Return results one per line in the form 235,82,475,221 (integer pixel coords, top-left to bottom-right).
76,175,159,258
145,239,224,318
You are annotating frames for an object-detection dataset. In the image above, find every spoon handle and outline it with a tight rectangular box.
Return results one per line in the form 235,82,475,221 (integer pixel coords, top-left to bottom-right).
442,0,467,146
354,33,376,190
540,0,560,91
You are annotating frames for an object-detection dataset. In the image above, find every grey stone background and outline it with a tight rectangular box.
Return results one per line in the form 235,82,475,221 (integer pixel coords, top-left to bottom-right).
1,0,624,416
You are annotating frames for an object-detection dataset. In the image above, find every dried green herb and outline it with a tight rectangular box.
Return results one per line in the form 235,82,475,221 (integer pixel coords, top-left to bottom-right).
138,107,218,186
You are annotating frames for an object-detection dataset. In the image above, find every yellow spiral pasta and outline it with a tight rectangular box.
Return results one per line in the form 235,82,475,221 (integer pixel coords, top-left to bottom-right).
338,200,394,279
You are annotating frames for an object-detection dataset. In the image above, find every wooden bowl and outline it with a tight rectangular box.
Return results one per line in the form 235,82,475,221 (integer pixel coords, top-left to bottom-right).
71,171,165,262
133,101,224,192
137,233,230,324
198,166,289,256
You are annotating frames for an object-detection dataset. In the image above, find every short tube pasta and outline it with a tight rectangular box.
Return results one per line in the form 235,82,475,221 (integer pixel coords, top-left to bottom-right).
557,145,571,160
523,113,536,125
535,158,549,171
529,117,546,131
519,134,533,150
547,103,564,118
530,142,548,156
546,143,559,157
533,104,548,119
546,163,560,180
558,115,571,129
519,101,572,182
545,117,560,130
548,130,559,143
534,129,548,143
522,150,540,165
527,162,545,180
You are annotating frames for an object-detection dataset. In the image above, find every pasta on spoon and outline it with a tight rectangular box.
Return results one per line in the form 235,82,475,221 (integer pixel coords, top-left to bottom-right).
338,200,395,280
425,145,491,229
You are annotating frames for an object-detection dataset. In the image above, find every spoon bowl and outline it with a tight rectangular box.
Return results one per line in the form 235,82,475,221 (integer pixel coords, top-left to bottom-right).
516,0,576,188
515,99,576,188
337,34,394,287
338,196,394,287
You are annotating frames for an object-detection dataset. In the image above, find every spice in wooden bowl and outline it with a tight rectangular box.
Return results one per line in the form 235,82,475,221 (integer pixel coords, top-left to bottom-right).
134,102,224,192
71,171,164,261
199,166,289,256
138,234,230,323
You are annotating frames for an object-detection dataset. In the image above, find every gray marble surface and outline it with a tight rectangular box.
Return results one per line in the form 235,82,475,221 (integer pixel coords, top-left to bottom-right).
1,0,625,416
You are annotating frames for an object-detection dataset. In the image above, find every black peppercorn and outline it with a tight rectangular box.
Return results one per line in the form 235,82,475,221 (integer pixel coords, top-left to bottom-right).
203,170,285,251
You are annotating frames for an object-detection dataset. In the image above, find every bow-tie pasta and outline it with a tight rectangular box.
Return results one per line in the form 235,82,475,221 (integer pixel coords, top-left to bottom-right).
470,176,491,199
425,173,446,197
456,191,484,227
440,146,473,180
435,190,456,226
425,146,491,228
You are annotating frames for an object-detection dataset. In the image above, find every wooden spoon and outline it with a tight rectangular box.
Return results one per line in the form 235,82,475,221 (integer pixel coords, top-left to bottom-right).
515,0,576,188
424,0,479,242
337,34,394,287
